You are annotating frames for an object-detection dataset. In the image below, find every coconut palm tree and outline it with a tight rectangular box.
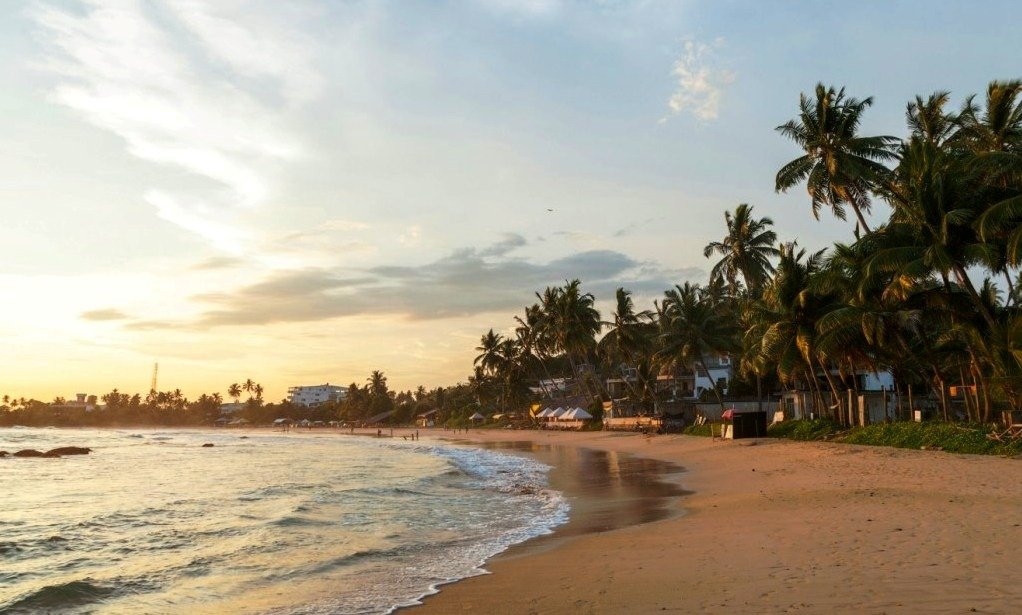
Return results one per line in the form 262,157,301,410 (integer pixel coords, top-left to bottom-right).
748,244,845,416
703,203,780,295
537,281,603,403
658,282,739,409
776,83,898,234
228,383,241,404
598,288,656,407
474,330,507,377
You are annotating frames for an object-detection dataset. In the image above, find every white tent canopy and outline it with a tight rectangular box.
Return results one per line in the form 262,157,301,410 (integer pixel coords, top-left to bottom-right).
536,408,552,418
550,407,566,418
469,412,485,421
567,407,593,420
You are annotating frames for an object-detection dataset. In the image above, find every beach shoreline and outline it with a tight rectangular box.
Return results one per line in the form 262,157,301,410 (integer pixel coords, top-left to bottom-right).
398,428,1022,614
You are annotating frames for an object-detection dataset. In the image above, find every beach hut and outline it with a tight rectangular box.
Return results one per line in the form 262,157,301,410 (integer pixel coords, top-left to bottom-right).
272,418,293,425
469,412,485,423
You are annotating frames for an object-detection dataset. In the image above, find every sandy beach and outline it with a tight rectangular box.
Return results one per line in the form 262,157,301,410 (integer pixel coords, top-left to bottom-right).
401,429,1022,614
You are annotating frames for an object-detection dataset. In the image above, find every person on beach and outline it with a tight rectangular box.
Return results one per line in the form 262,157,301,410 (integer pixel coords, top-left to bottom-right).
377,428,382,438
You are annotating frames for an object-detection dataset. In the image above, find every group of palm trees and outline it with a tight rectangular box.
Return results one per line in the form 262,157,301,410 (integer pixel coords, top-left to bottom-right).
227,379,264,405
474,79,1022,426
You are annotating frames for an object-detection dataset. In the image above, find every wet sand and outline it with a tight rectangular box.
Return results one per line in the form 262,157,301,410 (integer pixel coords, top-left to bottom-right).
399,429,1022,614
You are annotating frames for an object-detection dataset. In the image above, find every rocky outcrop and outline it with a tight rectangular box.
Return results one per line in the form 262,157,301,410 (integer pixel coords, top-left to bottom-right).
0,451,9,457
46,447,91,456
11,447,92,458
201,443,215,447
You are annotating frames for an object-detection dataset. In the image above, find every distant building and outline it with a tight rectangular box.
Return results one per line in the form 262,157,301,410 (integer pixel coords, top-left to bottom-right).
219,402,246,415
51,393,97,413
288,384,347,407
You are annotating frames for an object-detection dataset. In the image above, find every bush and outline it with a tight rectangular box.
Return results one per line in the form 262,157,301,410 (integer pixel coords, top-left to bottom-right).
768,418,841,441
683,423,713,437
841,422,1022,456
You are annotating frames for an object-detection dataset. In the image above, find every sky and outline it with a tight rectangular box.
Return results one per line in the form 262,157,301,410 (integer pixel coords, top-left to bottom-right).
1,0,1019,402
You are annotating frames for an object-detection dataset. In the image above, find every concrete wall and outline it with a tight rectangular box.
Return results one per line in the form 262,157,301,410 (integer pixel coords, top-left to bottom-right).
695,401,779,421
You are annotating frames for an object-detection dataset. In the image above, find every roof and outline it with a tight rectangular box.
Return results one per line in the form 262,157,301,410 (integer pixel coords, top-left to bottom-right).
417,409,438,418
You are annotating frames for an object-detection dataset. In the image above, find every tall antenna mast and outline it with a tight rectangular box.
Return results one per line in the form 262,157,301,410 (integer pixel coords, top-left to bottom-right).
150,362,159,393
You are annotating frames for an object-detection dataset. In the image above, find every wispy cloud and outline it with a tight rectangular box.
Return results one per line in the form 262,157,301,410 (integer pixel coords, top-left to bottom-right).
31,0,320,252
662,37,734,122
80,308,129,321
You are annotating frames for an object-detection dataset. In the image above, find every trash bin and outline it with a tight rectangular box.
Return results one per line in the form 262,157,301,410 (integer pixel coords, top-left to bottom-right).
731,410,767,438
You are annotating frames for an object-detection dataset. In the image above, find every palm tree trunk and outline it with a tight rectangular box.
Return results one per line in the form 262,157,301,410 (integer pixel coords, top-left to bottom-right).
851,205,873,236
697,354,726,410
953,264,997,331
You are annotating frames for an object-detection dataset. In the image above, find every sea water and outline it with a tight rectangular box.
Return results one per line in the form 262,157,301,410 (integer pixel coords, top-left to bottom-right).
0,428,568,614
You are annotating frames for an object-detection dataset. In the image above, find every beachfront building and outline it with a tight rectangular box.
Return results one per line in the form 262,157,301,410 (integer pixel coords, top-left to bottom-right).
605,356,734,408
287,384,347,407
528,377,571,398
779,369,899,423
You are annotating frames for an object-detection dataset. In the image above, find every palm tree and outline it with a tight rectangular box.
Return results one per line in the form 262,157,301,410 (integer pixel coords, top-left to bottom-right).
243,378,256,400
228,383,241,404
776,83,898,234
703,203,780,295
474,329,507,377
535,282,601,403
749,244,845,417
598,288,656,408
657,282,738,409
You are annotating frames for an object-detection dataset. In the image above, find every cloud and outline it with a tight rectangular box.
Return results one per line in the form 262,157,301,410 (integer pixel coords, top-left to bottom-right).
662,38,734,122
130,238,688,328
478,233,527,257
190,255,245,271
80,308,129,321
31,1,319,252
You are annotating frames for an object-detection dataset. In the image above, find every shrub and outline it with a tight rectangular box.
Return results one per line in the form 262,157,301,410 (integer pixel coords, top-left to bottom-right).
840,422,1022,456
768,418,841,441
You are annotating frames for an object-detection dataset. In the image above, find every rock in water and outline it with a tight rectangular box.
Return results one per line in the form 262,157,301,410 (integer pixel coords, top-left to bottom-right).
0,451,9,458
201,443,215,448
46,447,91,456
13,450,47,458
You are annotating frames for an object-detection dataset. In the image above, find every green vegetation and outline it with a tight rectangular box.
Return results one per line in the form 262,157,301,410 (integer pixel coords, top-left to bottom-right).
683,424,713,437
760,419,1022,456
841,422,1022,456
767,419,842,441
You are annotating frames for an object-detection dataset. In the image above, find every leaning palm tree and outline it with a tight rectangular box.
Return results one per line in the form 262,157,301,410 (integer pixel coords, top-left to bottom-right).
703,203,779,295
228,383,241,404
776,83,898,234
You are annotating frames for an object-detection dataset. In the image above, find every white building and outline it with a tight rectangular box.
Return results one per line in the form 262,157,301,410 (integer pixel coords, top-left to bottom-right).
288,384,347,407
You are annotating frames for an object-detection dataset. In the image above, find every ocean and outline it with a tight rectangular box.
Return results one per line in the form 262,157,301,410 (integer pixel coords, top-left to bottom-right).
0,428,569,614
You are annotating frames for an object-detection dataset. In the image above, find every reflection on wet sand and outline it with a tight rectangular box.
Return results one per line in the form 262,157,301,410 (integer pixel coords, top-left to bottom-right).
470,441,688,537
